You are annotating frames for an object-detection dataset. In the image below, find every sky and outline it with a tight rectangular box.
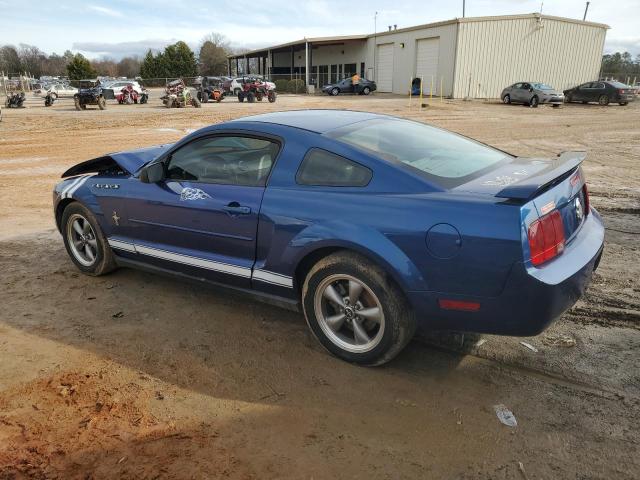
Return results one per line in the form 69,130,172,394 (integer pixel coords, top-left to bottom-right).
1,0,639,59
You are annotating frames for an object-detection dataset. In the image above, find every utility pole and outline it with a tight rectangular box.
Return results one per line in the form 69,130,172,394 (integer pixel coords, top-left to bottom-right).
463,0,465,18
583,1,590,21
373,11,378,82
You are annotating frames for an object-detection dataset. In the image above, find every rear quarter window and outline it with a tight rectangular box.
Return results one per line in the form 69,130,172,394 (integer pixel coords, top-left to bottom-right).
296,148,372,187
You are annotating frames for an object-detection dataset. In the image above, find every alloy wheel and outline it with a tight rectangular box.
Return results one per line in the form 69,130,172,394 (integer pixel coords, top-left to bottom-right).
314,274,385,353
67,214,98,267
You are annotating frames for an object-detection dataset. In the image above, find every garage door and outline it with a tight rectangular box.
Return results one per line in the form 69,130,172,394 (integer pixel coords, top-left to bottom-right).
376,43,394,92
416,37,440,94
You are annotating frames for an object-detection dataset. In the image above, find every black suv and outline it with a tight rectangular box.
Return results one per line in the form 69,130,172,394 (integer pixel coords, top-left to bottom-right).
74,79,106,110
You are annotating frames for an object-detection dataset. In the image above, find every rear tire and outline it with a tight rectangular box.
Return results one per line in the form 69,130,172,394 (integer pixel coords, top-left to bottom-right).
598,95,610,106
302,251,416,366
61,202,116,276
619,102,628,106
238,92,245,102
247,91,255,103
74,97,82,111
268,91,277,103
98,97,106,110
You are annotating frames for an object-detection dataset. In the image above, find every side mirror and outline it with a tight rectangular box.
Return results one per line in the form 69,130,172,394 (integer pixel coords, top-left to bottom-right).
139,162,165,183
529,88,534,92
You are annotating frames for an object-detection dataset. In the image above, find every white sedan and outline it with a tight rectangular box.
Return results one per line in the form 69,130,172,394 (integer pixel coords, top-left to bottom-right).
36,83,78,98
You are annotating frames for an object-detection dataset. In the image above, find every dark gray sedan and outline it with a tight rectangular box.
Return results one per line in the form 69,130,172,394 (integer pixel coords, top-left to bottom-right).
501,82,564,108
322,77,376,96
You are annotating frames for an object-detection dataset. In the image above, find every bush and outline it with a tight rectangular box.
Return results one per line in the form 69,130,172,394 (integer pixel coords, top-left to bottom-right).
287,79,306,93
274,79,288,93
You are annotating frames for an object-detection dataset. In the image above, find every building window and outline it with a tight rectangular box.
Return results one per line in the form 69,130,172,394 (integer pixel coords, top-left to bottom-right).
344,63,357,76
360,62,365,78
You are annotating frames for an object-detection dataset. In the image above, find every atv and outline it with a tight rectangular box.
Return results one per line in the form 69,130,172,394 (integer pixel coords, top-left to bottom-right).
74,80,106,111
116,84,148,104
5,92,26,108
161,79,201,108
237,78,276,103
44,92,55,107
195,76,225,103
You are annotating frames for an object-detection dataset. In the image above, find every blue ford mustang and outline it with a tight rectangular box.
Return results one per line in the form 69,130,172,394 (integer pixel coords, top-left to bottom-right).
53,110,604,365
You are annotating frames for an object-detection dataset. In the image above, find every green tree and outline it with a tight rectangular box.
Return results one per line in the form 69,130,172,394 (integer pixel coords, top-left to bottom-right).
163,41,197,77
0,45,22,74
198,33,230,75
66,53,97,80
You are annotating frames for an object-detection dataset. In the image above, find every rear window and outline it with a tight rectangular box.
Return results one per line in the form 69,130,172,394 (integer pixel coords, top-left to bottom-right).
328,118,509,188
608,81,629,88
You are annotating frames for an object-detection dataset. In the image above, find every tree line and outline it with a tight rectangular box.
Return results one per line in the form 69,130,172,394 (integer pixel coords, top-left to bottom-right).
600,52,640,79
0,33,234,81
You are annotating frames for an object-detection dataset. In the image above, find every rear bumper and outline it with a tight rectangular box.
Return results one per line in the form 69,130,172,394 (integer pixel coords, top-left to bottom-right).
409,208,604,336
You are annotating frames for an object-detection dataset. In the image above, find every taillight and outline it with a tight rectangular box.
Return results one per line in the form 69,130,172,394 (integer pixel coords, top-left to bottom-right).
582,183,590,215
528,210,565,266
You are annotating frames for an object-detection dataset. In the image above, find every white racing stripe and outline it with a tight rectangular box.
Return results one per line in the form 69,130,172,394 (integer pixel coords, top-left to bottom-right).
252,269,294,288
107,237,293,287
135,244,252,278
65,175,91,199
107,238,137,253
60,175,86,198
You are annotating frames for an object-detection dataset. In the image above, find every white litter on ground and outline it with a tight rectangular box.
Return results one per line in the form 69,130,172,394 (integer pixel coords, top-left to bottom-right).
520,341,539,353
493,404,518,427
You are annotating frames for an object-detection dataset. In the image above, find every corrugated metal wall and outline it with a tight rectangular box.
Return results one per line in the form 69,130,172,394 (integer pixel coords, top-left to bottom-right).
365,23,458,96
453,16,607,98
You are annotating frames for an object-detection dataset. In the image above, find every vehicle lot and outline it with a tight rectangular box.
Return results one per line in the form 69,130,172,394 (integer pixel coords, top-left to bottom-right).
0,94,639,478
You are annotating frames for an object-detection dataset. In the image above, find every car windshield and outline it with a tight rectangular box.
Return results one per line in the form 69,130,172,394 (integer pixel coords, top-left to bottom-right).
531,83,554,90
328,118,510,188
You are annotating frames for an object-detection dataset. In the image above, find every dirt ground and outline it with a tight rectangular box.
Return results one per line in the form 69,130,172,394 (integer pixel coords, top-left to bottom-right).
0,92,639,479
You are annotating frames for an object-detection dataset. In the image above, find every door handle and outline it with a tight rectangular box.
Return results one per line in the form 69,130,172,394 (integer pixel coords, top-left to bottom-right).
223,202,251,215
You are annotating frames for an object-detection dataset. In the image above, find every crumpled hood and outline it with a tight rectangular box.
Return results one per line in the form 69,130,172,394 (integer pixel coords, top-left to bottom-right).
62,144,172,177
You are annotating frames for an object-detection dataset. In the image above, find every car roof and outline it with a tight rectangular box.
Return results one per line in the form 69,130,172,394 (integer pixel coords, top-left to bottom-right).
230,109,383,133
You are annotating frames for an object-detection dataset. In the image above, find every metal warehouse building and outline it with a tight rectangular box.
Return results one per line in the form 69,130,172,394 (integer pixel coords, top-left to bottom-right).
228,13,608,98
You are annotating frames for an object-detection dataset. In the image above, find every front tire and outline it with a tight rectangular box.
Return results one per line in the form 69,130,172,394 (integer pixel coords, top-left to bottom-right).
529,95,539,108
61,202,116,276
502,94,511,104
74,97,82,111
268,91,277,103
302,252,416,366
331,87,340,96
362,86,371,95
98,97,106,110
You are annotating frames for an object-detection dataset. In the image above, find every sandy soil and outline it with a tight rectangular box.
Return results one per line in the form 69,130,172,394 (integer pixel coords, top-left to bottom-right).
0,92,638,479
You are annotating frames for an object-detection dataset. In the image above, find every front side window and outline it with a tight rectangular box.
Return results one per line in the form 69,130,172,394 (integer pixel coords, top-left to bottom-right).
296,148,372,187
167,135,279,187
328,118,509,188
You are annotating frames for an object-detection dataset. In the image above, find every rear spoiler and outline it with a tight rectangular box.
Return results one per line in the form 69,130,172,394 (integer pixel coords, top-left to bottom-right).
496,151,586,200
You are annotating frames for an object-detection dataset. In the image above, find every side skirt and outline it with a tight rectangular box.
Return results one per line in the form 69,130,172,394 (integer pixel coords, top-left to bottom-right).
114,256,301,313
